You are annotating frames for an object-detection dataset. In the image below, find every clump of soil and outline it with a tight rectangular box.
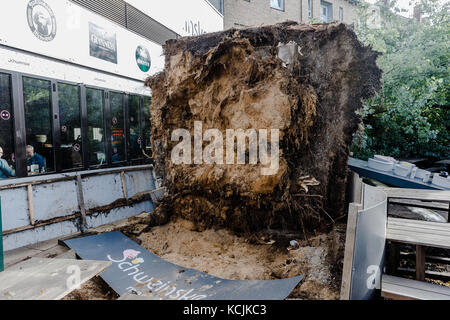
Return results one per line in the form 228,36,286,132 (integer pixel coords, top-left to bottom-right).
136,218,345,300
63,276,119,300
146,22,381,234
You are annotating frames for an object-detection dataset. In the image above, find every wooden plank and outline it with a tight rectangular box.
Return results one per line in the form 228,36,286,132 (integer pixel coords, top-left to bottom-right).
387,227,450,241
120,171,128,201
75,174,87,228
387,228,450,244
388,225,450,237
388,217,450,232
382,188,450,202
397,267,450,281
340,203,362,300
387,232,450,249
27,184,35,225
351,172,363,204
389,198,449,211
3,247,42,269
416,245,426,281
55,249,77,260
0,258,111,300
382,274,450,300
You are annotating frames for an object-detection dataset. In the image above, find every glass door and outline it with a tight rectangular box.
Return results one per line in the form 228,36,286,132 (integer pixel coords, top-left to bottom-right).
58,83,83,170
109,92,126,165
128,95,143,161
0,73,16,179
86,88,106,167
23,77,54,175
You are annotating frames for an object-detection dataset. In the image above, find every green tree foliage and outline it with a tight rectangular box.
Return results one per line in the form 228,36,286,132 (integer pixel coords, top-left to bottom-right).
351,0,449,161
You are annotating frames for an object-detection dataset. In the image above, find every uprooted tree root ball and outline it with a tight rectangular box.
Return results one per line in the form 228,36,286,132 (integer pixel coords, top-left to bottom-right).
146,22,381,234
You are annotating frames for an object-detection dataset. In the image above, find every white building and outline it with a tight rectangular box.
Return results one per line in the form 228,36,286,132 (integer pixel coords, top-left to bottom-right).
0,0,222,252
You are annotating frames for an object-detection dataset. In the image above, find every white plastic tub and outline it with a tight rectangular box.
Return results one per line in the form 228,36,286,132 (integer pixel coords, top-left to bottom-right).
368,158,394,172
414,168,431,180
432,175,450,188
394,163,414,177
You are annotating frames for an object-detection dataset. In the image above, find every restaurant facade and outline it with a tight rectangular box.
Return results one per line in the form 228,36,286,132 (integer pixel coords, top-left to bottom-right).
0,0,223,251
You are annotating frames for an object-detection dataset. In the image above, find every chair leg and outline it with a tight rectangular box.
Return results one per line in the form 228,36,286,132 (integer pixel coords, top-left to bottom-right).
416,245,426,281
386,241,400,275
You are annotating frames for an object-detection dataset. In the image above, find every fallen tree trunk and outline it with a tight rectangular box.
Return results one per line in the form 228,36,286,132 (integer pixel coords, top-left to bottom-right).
146,22,381,234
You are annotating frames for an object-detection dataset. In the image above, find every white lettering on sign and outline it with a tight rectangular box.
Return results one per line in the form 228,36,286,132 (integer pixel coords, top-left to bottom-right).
183,20,208,36
107,249,208,300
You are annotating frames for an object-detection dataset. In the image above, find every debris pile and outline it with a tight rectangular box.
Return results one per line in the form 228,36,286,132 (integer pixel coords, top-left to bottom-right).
146,22,381,233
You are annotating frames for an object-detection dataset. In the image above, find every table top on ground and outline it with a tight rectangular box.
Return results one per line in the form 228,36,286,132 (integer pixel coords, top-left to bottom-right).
386,217,450,249
382,274,450,300
0,257,111,300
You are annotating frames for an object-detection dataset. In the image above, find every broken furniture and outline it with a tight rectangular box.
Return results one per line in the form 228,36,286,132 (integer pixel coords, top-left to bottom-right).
349,157,448,191
382,187,450,223
341,174,450,300
0,257,111,300
382,275,450,300
340,183,387,300
382,188,450,300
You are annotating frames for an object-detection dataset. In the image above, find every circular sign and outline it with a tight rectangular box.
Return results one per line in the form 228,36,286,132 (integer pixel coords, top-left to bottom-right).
1,110,11,121
27,0,57,42
61,125,67,133
73,144,81,152
136,45,151,72
112,117,118,125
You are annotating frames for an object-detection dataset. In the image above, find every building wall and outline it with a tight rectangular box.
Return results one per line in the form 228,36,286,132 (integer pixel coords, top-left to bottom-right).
224,0,358,29
224,0,301,29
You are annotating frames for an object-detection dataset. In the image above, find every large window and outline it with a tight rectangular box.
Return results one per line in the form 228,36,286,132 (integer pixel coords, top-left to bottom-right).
339,7,343,21
143,96,152,159
270,0,284,11
1,72,152,179
129,95,142,161
86,88,106,167
110,92,126,164
23,77,54,175
308,0,313,18
0,73,15,179
58,83,82,170
320,1,333,23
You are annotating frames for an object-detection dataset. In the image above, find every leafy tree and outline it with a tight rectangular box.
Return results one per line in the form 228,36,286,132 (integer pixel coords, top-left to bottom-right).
351,0,449,161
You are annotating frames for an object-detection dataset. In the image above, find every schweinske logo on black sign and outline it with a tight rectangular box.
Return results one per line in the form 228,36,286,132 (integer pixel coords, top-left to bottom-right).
27,0,57,42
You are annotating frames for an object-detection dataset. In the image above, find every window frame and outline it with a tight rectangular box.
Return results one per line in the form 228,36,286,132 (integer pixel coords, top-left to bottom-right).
56,80,84,173
0,72,18,177
0,67,152,179
22,75,57,176
308,0,313,18
270,0,285,11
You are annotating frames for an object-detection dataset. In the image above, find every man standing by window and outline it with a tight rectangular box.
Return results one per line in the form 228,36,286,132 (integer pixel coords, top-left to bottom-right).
0,147,15,179
26,145,46,174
